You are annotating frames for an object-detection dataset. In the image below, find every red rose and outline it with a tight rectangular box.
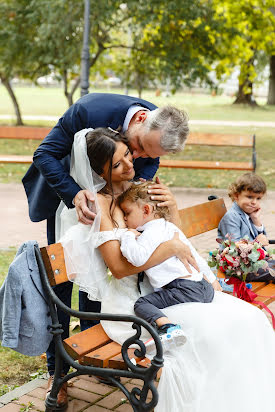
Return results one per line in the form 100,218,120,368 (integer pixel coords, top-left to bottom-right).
219,265,225,273
225,256,235,266
257,248,265,260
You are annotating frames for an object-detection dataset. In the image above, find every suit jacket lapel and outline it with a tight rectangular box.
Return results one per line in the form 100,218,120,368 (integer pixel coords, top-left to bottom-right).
26,241,48,303
232,202,255,239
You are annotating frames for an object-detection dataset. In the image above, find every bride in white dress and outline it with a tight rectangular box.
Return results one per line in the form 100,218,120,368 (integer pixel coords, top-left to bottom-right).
56,128,275,412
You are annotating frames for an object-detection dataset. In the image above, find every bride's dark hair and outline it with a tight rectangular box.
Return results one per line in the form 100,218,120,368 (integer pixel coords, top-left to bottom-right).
86,127,130,224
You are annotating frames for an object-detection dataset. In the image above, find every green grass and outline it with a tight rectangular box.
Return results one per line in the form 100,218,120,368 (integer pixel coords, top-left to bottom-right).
1,85,275,122
0,249,79,397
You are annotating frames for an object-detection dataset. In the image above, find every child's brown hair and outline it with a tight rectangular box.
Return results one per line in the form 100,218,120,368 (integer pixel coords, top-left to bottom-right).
228,172,267,200
117,181,170,220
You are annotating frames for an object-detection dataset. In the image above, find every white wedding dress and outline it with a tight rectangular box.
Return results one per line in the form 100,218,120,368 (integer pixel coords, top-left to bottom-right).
93,229,275,412
57,129,275,412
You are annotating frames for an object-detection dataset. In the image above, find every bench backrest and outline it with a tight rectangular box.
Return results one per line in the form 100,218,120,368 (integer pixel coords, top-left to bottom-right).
40,198,227,285
0,126,51,140
186,133,255,148
0,126,254,148
179,198,226,237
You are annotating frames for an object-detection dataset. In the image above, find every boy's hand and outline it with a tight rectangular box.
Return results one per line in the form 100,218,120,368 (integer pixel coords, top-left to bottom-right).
128,229,141,238
255,233,269,246
249,207,262,226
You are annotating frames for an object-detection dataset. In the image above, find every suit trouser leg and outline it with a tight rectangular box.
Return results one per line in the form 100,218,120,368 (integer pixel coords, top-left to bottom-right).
134,278,214,325
46,281,73,375
79,291,101,331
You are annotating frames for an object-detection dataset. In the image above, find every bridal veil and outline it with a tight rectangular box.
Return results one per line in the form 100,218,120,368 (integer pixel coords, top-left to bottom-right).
55,128,108,301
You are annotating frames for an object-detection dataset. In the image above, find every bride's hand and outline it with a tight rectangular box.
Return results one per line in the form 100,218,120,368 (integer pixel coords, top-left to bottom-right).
74,189,97,225
171,232,200,273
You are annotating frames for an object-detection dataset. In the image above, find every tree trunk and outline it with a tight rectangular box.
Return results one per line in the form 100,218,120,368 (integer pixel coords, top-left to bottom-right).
267,55,275,105
68,76,81,106
233,78,257,106
0,75,23,125
62,70,80,107
136,74,143,98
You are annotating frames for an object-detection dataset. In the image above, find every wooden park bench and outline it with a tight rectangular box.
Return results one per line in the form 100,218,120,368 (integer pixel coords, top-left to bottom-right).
159,132,256,171
0,126,51,164
0,127,256,171
34,198,275,411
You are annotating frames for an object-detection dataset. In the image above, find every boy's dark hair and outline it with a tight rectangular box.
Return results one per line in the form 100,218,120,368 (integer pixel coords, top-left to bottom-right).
117,181,170,220
228,173,267,200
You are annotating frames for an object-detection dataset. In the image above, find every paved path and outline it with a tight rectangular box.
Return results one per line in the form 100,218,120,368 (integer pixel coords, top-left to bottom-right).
1,114,275,127
0,374,151,411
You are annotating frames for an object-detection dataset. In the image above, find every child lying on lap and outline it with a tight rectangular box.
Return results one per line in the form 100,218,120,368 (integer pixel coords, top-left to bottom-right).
117,182,220,351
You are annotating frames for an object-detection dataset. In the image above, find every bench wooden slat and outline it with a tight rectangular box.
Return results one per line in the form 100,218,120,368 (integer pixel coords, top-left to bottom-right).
40,244,68,286
0,155,33,164
186,133,254,147
179,198,226,238
252,283,275,306
63,324,112,359
0,157,254,170
0,126,51,140
83,341,122,367
159,159,254,171
108,348,151,370
251,282,267,292
108,348,141,370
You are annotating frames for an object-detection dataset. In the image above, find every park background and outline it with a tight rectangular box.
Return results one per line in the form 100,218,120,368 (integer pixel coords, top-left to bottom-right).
1,0,275,405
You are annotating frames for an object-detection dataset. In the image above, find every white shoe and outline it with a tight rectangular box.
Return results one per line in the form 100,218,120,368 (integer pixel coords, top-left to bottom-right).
144,325,186,355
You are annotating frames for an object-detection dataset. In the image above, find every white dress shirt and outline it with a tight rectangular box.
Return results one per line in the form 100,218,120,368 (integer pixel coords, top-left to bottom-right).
120,218,216,289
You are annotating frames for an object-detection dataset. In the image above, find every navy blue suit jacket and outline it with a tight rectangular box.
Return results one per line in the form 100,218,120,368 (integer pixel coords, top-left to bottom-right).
22,93,158,222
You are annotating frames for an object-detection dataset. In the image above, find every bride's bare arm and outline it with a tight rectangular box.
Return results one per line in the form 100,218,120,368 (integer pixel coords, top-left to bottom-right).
97,195,199,278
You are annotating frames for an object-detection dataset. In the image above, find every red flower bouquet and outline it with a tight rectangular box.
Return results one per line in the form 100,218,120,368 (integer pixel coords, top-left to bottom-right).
208,235,270,281
208,235,275,327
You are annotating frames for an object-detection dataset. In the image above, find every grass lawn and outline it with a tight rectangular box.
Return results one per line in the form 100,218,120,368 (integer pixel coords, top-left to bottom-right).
0,249,79,397
1,85,275,122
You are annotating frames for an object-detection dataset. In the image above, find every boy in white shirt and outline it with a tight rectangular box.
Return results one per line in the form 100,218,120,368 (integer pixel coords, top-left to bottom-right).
117,182,217,346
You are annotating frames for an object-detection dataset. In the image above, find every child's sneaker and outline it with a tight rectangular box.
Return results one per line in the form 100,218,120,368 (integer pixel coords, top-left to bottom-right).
159,324,187,351
144,324,186,355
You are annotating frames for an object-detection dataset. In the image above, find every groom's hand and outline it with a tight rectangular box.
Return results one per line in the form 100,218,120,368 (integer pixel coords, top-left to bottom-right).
74,190,97,225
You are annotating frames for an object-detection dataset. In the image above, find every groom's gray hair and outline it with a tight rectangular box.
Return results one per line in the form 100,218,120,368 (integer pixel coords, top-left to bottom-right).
144,106,189,152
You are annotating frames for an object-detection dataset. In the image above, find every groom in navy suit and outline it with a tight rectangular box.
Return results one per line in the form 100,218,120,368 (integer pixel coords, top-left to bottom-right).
22,92,189,405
